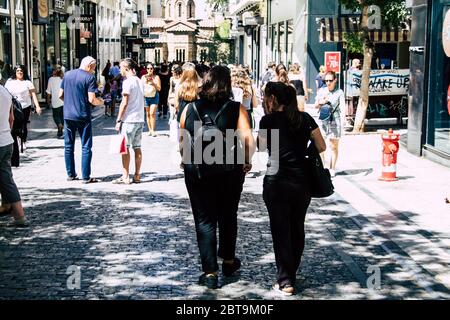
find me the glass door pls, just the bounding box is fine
[428,4,450,154]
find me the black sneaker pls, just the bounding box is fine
[198,273,218,289]
[67,176,78,181]
[222,258,241,276]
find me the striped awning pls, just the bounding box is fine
[318,17,410,43]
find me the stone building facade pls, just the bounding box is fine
[142,0,217,63]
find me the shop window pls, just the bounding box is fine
[0,15,12,79]
[147,0,151,16]
[15,17,25,65]
[271,24,278,62]
[428,5,450,155]
[0,0,8,11]
[279,22,286,64]
[287,19,294,67]
[60,20,69,69]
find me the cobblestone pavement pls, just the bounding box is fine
[1,107,450,300]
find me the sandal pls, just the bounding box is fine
[272,283,294,296]
[82,178,99,184]
[112,177,131,185]
[132,174,141,183]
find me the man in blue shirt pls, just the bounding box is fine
[59,56,104,183]
[109,62,120,79]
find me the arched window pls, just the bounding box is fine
[187,0,195,19]
[178,2,182,18]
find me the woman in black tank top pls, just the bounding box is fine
[179,66,255,289]
[258,81,325,296]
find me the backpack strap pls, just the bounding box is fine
[189,101,201,121]
[213,101,231,124]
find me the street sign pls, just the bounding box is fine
[140,28,150,38]
[325,51,341,74]
[139,28,159,39]
[141,43,155,49]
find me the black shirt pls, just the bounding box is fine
[259,111,318,179]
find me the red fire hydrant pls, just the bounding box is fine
[379,128,400,182]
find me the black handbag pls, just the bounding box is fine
[305,141,334,198]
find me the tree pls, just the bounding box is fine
[340,0,408,132]
[206,0,229,11]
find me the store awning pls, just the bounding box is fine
[229,0,260,16]
[318,17,410,43]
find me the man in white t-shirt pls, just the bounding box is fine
[113,58,145,184]
[0,85,27,227]
[46,69,65,137]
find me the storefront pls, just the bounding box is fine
[0,0,30,84]
[408,0,450,167]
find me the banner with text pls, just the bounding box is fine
[346,69,410,97]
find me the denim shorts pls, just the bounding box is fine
[121,123,144,149]
[144,92,159,107]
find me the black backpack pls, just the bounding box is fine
[3,86,25,139]
[188,101,236,179]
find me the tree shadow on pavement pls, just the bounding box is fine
[1,186,449,300]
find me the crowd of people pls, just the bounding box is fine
[0,55,350,296]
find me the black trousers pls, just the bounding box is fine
[22,106,31,142]
[263,176,311,286]
[184,165,245,273]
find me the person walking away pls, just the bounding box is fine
[46,68,65,138]
[113,58,145,184]
[59,56,104,183]
[102,80,113,117]
[158,64,171,119]
[258,81,326,295]
[5,64,42,151]
[176,62,201,123]
[109,61,120,79]
[179,65,256,289]
[231,66,257,129]
[314,71,345,177]
[168,64,182,112]
[101,60,111,84]
[0,84,28,227]
[289,63,309,112]
[141,63,161,136]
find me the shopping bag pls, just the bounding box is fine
[169,112,179,143]
[109,134,128,154]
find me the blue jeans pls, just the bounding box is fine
[64,120,93,180]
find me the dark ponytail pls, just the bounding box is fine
[264,82,303,131]
[284,85,303,131]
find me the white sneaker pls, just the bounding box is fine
[329,169,336,178]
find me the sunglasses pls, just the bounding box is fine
[325,79,334,83]
[16,69,23,72]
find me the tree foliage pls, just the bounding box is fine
[206,0,229,11]
[340,0,408,27]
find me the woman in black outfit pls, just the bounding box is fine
[258,82,326,296]
[179,66,255,289]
